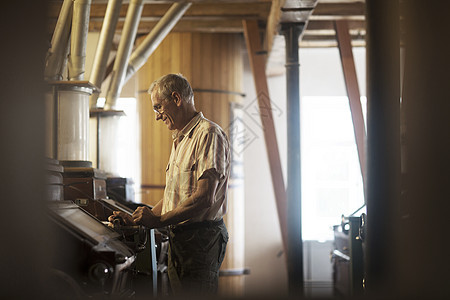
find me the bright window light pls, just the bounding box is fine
[301,96,366,241]
[95,97,141,201]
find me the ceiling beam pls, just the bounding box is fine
[48,19,246,34]
[312,1,365,16]
[306,19,365,31]
[47,0,370,47]
[89,0,271,3]
[300,39,365,48]
[97,19,245,33]
[266,0,286,55]
[49,2,272,19]
[48,1,271,34]
[302,34,365,42]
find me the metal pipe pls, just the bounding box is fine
[53,87,59,158]
[282,22,305,297]
[68,0,92,81]
[123,2,192,84]
[96,114,100,168]
[44,0,73,80]
[58,39,71,80]
[104,0,144,110]
[89,0,123,108]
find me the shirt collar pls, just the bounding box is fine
[172,112,203,141]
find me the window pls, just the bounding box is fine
[301,96,366,241]
[90,97,141,201]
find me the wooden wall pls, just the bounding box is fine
[136,32,246,296]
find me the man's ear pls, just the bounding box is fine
[172,91,182,106]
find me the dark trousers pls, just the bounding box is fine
[167,220,228,295]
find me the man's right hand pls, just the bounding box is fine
[108,211,136,226]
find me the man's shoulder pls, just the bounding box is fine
[197,116,227,136]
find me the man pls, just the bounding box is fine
[110,73,230,295]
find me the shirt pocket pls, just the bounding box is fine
[174,160,197,196]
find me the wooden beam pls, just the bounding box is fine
[141,2,271,18]
[306,19,365,31]
[243,19,288,253]
[90,0,272,3]
[334,20,366,188]
[48,20,246,34]
[299,39,366,48]
[89,19,246,33]
[313,2,365,16]
[266,0,286,55]
[48,2,271,34]
[303,32,365,39]
[49,2,272,19]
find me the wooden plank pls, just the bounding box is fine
[334,20,366,186]
[140,19,245,33]
[243,19,288,253]
[266,0,286,55]
[89,0,272,3]
[46,2,272,19]
[313,2,365,16]
[306,19,365,31]
[48,1,271,34]
[141,2,271,18]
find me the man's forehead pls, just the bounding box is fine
[150,91,160,105]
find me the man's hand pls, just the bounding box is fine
[108,211,136,226]
[132,206,161,228]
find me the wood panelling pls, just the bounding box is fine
[137,32,245,295]
[136,32,193,205]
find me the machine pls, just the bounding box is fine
[45,158,166,297]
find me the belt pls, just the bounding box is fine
[169,219,224,233]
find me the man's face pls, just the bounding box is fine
[151,92,177,130]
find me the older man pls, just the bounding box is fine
[110,73,230,295]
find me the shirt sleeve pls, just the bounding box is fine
[196,128,230,181]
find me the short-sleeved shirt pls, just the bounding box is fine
[162,112,231,224]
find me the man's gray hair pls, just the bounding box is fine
[148,73,194,104]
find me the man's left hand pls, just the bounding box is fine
[132,206,161,228]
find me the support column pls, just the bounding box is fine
[243,20,288,254]
[281,22,304,297]
[335,20,366,190]
[365,0,400,296]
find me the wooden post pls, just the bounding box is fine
[243,20,288,254]
[335,20,367,190]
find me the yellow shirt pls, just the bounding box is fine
[162,112,231,223]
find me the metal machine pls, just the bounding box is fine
[47,200,136,297]
[331,213,366,297]
[45,158,166,298]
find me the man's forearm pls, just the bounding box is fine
[159,197,209,226]
[153,175,219,227]
[151,199,163,216]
